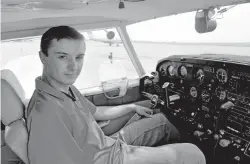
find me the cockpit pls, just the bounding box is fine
[1,0,250,164]
[141,54,250,163]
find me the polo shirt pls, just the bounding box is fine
[26,77,126,164]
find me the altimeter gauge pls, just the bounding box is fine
[216,68,228,83]
[179,65,188,77]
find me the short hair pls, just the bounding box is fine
[40,26,85,56]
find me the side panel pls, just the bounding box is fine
[83,85,142,106]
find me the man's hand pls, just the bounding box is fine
[134,105,153,118]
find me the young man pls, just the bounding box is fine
[26,26,206,164]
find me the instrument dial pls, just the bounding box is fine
[196,69,205,84]
[168,65,175,76]
[190,87,198,98]
[215,87,227,101]
[201,89,212,103]
[159,65,167,76]
[179,66,188,77]
[216,68,228,83]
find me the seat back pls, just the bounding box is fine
[1,69,29,164]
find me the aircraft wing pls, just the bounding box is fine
[87,31,122,45]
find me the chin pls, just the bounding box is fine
[61,74,78,84]
[60,77,77,85]
[65,79,76,85]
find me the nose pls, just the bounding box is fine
[67,58,77,72]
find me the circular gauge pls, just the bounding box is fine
[160,67,167,76]
[190,87,198,98]
[160,68,167,76]
[152,71,159,83]
[201,89,212,103]
[168,65,175,76]
[216,68,228,83]
[215,87,227,101]
[179,66,188,77]
[159,64,168,76]
[196,69,205,84]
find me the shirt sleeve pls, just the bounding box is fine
[70,85,97,115]
[27,103,86,164]
[83,97,97,115]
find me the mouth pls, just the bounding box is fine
[65,74,76,77]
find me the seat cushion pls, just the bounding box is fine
[1,80,25,126]
[1,69,28,164]
[1,143,24,164]
[1,69,25,126]
[5,119,29,164]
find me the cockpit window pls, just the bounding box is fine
[127,3,250,74]
[1,29,138,99]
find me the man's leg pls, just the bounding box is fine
[122,143,206,164]
[114,113,180,146]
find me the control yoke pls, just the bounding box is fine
[141,82,180,109]
[141,91,164,108]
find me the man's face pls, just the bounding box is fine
[42,38,85,86]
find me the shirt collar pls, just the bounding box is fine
[62,88,76,101]
[35,76,67,101]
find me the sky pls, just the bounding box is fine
[126,3,250,43]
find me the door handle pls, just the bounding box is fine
[105,88,120,98]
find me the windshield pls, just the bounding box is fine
[1,29,138,99]
[127,3,250,73]
[1,3,250,99]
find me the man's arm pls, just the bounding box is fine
[93,104,136,121]
[27,104,85,164]
[83,97,154,121]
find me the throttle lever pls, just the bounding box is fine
[151,94,165,106]
[162,82,172,109]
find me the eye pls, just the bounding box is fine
[59,56,67,59]
[76,55,84,60]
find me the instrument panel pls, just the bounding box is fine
[152,55,250,163]
[157,56,250,116]
[158,59,250,104]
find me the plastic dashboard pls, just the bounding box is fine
[141,54,250,164]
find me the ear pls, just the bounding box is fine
[39,51,47,64]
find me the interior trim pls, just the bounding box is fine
[2,20,127,40]
[79,78,139,96]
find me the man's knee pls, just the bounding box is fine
[192,144,206,164]
[152,113,171,126]
[154,113,180,141]
[182,143,206,164]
